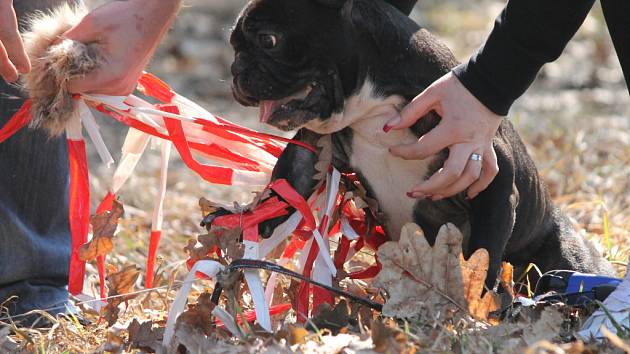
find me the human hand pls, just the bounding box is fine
[384,72,503,200]
[0,0,30,82]
[65,0,181,95]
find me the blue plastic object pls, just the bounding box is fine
[534,270,622,306]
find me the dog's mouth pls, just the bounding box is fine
[258,84,313,124]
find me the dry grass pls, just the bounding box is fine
[1,1,628,353]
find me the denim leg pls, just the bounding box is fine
[0,81,72,317]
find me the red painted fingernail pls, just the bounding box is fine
[383,124,392,133]
[407,192,427,199]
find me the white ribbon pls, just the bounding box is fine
[162,260,224,346]
[242,240,272,332]
[79,100,114,167]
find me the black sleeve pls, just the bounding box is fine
[452,0,596,116]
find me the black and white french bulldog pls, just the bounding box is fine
[219,0,615,287]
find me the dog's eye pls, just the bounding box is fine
[258,33,277,49]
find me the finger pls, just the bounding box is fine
[0,6,30,73]
[384,86,439,131]
[389,123,453,160]
[432,150,483,200]
[67,69,137,95]
[0,41,18,82]
[410,144,475,196]
[66,68,105,94]
[467,144,499,199]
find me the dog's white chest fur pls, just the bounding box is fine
[306,80,433,238]
[349,118,432,238]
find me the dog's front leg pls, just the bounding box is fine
[467,141,518,291]
[202,129,323,237]
[257,129,323,238]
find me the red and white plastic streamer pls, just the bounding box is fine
[0,72,388,338]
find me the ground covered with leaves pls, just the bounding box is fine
[1,0,629,353]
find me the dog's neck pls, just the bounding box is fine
[304,79,405,134]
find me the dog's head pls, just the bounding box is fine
[230,0,415,131]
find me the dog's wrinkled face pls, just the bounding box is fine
[230,0,358,131]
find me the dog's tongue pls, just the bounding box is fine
[259,100,276,123]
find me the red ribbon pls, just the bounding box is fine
[67,139,90,295]
[0,100,32,143]
[138,73,176,103]
[215,303,292,328]
[93,192,117,299]
[162,115,235,185]
[145,230,162,289]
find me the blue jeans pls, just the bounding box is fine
[0,0,75,318]
[0,81,72,317]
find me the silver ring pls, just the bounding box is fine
[470,153,482,162]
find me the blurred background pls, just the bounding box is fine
[83,0,629,284]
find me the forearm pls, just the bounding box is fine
[142,0,182,25]
[453,0,595,116]
[129,0,182,62]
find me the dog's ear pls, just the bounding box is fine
[347,0,457,97]
[315,0,416,14]
[314,0,348,8]
[384,0,417,15]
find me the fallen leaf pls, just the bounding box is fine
[350,180,384,222]
[185,227,243,264]
[522,307,564,347]
[217,227,244,261]
[287,324,309,345]
[461,251,500,322]
[371,319,408,353]
[310,301,350,335]
[99,330,125,353]
[79,200,124,261]
[501,262,515,298]
[101,264,141,326]
[373,223,500,321]
[313,135,332,181]
[177,292,216,336]
[199,197,223,217]
[127,318,164,352]
[463,306,565,354]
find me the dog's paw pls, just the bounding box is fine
[258,215,291,239]
[200,207,233,230]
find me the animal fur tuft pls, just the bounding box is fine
[21,4,102,136]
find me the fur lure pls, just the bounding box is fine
[21,4,102,136]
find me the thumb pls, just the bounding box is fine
[62,17,103,94]
[385,86,439,131]
[63,13,98,43]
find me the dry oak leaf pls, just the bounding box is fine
[286,324,309,345]
[374,223,500,321]
[79,199,124,261]
[127,318,164,352]
[177,292,216,337]
[371,319,412,354]
[102,264,141,326]
[310,301,350,335]
[199,197,224,217]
